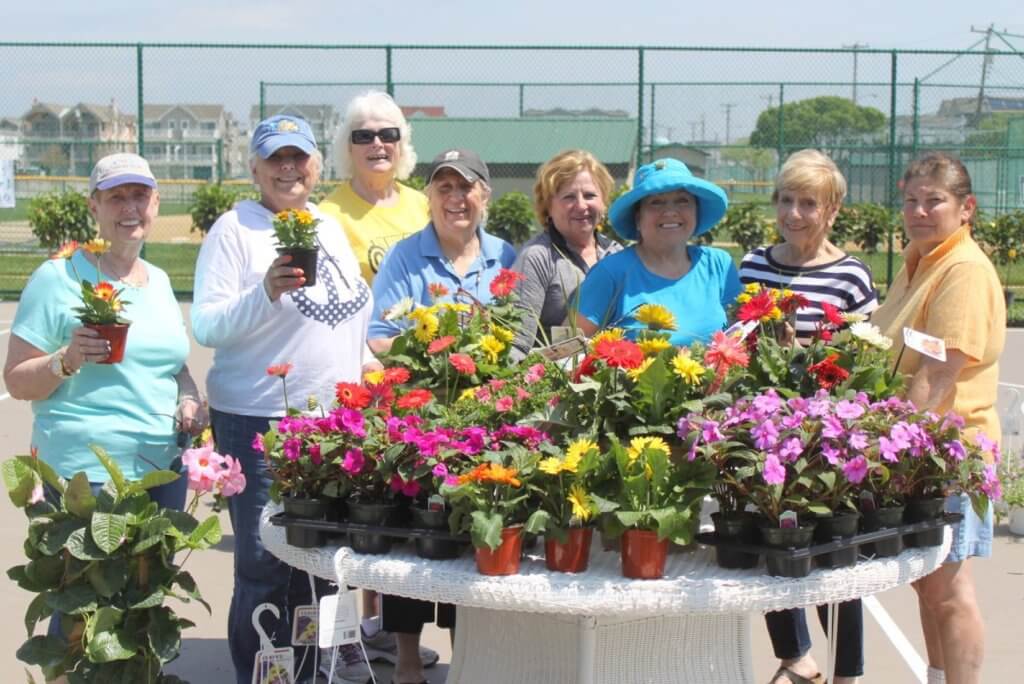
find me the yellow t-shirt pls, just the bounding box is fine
[319,181,429,283]
[872,224,1005,451]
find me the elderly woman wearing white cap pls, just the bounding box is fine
[576,158,740,345]
[5,152,204,492]
[192,115,377,684]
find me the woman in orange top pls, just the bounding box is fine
[873,152,1004,684]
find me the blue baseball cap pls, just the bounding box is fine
[250,115,317,159]
[609,158,728,241]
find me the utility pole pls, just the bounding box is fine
[971,24,995,119]
[701,114,707,141]
[761,93,774,109]
[843,42,869,104]
[722,103,737,145]
[688,120,700,141]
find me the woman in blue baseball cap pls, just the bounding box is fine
[576,158,740,345]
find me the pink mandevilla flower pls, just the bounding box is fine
[183,444,226,493]
[218,455,247,496]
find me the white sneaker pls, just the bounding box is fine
[319,644,372,684]
[361,628,440,668]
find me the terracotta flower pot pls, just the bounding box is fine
[620,529,669,579]
[475,526,523,576]
[277,246,318,287]
[544,527,593,573]
[85,322,130,364]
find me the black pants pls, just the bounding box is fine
[382,595,456,633]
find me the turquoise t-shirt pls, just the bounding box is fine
[577,245,742,346]
[12,251,189,481]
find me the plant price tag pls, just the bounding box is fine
[537,335,587,361]
[253,647,294,684]
[427,494,446,512]
[292,605,318,646]
[779,511,799,529]
[725,319,758,341]
[318,590,360,649]
[902,327,946,362]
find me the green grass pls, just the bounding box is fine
[0,202,192,223]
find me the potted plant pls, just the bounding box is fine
[4,441,244,683]
[272,208,320,287]
[997,453,1024,535]
[53,238,132,363]
[442,425,549,575]
[591,435,714,579]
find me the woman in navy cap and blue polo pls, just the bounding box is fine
[576,158,740,344]
[193,115,378,684]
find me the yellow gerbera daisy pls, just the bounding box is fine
[768,306,783,321]
[458,387,477,402]
[589,327,625,350]
[490,325,515,344]
[565,438,597,465]
[644,462,654,480]
[634,303,677,331]
[82,238,111,255]
[627,435,670,462]
[413,313,439,343]
[567,483,594,522]
[735,293,752,304]
[626,356,655,380]
[671,352,706,385]
[538,457,565,475]
[744,282,762,295]
[479,335,505,364]
[439,302,471,313]
[363,369,385,385]
[637,337,671,356]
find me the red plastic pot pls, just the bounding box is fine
[544,527,593,573]
[86,322,130,364]
[621,528,669,579]
[475,526,523,576]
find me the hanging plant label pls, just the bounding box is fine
[252,647,294,684]
[317,590,360,649]
[291,605,318,646]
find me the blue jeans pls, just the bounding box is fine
[211,408,331,684]
[45,471,188,639]
[765,600,864,677]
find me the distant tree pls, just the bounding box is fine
[749,96,886,149]
[965,113,1024,152]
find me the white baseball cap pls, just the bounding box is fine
[89,153,157,194]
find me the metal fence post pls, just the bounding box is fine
[137,43,146,261]
[385,46,394,96]
[649,83,656,163]
[636,47,645,168]
[518,83,525,117]
[217,137,224,182]
[886,50,899,287]
[259,81,266,121]
[777,83,785,169]
[912,77,920,157]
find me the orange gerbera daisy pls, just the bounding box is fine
[93,281,116,301]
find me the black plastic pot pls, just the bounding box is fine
[758,519,817,578]
[322,495,348,544]
[347,501,401,554]
[860,505,905,557]
[904,497,947,547]
[282,496,327,548]
[711,511,759,569]
[410,507,460,560]
[276,246,319,287]
[812,512,860,568]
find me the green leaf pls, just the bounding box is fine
[171,571,211,613]
[90,445,126,496]
[24,555,64,589]
[85,606,124,643]
[469,510,504,551]
[23,593,53,636]
[85,628,136,663]
[160,509,199,537]
[87,558,129,598]
[186,515,221,548]
[132,518,172,554]
[15,635,67,668]
[147,606,182,665]
[136,470,180,492]
[523,509,550,534]
[16,456,66,496]
[128,589,166,610]
[90,512,128,554]
[3,458,36,507]
[45,584,98,615]
[807,503,832,517]
[65,527,108,561]
[65,473,96,519]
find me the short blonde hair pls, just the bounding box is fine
[334,91,416,181]
[772,149,847,209]
[533,149,615,226]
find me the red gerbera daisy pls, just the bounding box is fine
[572,353,599,382]
[266,362,293,378]
[778,292,811,315]
[382,366,411,385]
[449,353,477,375]
[396,388,434,410]
[820,301,844,327]
[489,268,524,298]
[807,353,850,390]
[335,382,372,409]
[427,335,457,355]
[737,290,776,323]
[593,338,644,370]
[427,282,450,299]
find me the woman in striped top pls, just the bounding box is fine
[743,149,876,684]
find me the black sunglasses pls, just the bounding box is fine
[351,127,401,145]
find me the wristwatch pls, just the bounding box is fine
[49,349,77,378]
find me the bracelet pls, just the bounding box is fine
[178,395,202,405]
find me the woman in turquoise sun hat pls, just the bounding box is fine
[576,157,741,345]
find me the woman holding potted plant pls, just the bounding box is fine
[192,115,378,684]
[738,149,876,684]
[873,153,1005,684]
[4,152,205,497]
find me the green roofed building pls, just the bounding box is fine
[408,117,638,196]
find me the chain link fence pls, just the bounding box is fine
[2,42,1023,295]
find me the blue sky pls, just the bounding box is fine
[3,0,1023,49]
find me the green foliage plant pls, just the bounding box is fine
[831,203,897,254]
[188,184,240,235]
[486,191,535,246]
[720,203,772,254]
[975,208,1024,289]
[3,447,225,684]
[28,191,95,250]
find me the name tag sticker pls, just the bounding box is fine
[903,327,946,362]
[318,591,360,649]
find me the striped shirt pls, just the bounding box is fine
[738,245,879,344]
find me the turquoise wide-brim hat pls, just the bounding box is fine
[609,158,728,241]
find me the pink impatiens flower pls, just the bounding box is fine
[341,448,365,475]
[763,453,786,485]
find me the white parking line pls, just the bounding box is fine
[0,328,10,336]
[864,595,927,683]
[0,392,9,401]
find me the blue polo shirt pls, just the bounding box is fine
[577,245,742,346]
[369,223,517,339]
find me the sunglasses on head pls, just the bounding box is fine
[351,127,401,145]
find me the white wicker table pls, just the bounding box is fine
[261,504,950,684]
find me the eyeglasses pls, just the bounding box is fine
[351,127,401,145]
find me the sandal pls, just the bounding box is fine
[769,666,826,684]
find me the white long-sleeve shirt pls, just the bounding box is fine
[192,199,374,416]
